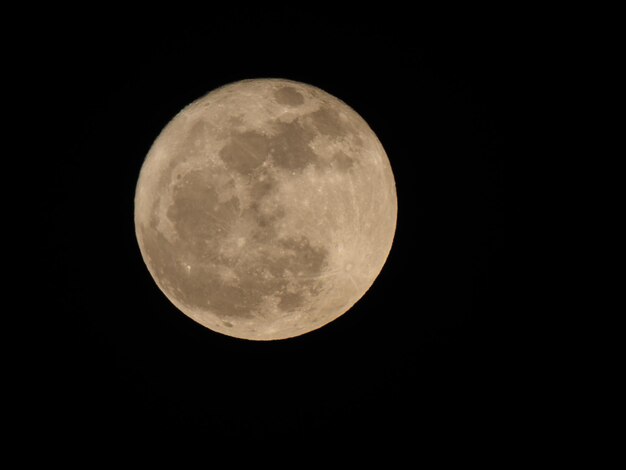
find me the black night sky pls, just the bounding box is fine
[41,7,526,450]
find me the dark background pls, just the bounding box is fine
[40,7,524,448]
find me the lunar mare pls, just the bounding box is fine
[135,79,397,340]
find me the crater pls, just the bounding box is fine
[274,86,305,106]
[219,130,271,175]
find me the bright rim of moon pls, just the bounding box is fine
[135,78,397,340]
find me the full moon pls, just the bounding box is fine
[135,79,397,340]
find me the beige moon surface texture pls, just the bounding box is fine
[134,79,397,340]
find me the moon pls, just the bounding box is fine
[134,79,397,340]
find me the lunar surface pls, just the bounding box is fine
[134,79,397,340]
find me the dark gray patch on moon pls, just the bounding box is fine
[247,173,284,238]
[309,106,347,138]
[332,150,355,170]
[220,130,270,175]
[278,237,328,276]
[249,174,276,200]
[166,169,240,250]
[278,291,305,311]
[255,236,328,312]
[219,107,356,177]
[312,149,357,173]
[201,269,277,319]
[274,86,305,106]
[249,203,285,232]
[269,120,318,171]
